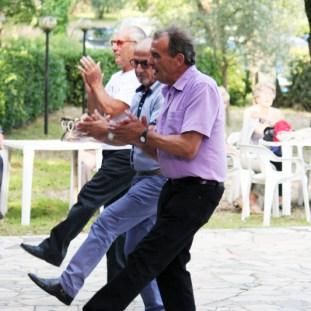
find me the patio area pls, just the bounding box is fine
[1,227,311,311]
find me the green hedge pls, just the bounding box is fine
[0,46,67,131]
[57,49,118,107]
[0,38,118,131]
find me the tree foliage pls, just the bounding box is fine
[0,0,74,33]
[39,0,73,33]
[147,0,306,98]
[0,0,36,23]
[136,0,149,12]
[305,0,311,59]
[90,0,125,19]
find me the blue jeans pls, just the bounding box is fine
[60,174,166,311]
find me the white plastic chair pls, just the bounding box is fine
[225,131,242,203]
[226,151,241,203]
[239,144,310,226]
[277,128,311,205]
[227,131,240,147]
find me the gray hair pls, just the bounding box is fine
[153,26,195,65]
[253,82,276,96]
[116,26,146,42]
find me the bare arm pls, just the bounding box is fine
[145,130,203,160]
[77,111,127,146]
[110,112,203,160]
[91,84,129,117]
[79,56,129,117]
[81,73,97,114]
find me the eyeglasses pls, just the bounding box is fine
[130,59,150,69]
[110,39,136,47]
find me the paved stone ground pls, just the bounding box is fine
[1,227,311,311]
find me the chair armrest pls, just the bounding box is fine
[259,139,282,147]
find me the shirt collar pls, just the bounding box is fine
[136,80,161,94]
[162,65,196,97]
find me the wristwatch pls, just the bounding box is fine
[139,128,148,144]
[107,132,114,141]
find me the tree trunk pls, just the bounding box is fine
[221,55,230,125]
[305,0,311,59]
[97,8,105,19]
[221,55,228,89]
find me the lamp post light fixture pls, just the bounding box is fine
[0,13,6,48]
[78,19,92,113]
[39,16,57,135]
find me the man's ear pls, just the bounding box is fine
[175,53,185,66]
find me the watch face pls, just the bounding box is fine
[107,132,114,141]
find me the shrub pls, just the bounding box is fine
[196,47,248,106]
[56,48,118,108]
[196,47,222,85]
[275,59,311,111]
[0,44,67,131]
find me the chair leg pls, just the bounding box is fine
[232,173,240,201]
[240,170,251,220]
[297,183,304,206]
[272,185,280,217]
[263,181,276,226]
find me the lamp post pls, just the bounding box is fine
[39,16,57,135]
[0,13,6,48]
[78,19,92,113]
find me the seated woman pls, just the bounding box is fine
[239,82,284,213]
[240,82,283,145]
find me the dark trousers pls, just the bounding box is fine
[83,179,224,311]
[39,149,135,280]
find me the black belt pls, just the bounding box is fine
[169,177,223,187]
[136,168,162,176]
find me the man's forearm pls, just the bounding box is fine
[87,93,97,114]
[145,130,202,160]
[92,85,128,117]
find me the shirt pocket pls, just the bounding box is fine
[165,110,184,134]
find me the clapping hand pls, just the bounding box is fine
[77,110,110,140]
[109,111,148,145]
[78,56,103,91]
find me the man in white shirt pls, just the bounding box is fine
[21,26,146,282]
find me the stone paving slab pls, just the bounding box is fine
[1,227,311,310]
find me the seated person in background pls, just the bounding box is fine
[239,82,283,213]
[239,82,283,145]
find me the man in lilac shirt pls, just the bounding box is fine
[83,26,226,311]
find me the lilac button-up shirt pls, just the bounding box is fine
[156,66,226,181]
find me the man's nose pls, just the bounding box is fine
[112,44,119,53]
[136,64,144,73]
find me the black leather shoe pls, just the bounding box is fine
[28,273,73,305]
[20,243,61,267]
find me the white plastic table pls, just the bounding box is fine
[0,139,130,225]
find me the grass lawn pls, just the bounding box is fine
[0,105,310,235]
